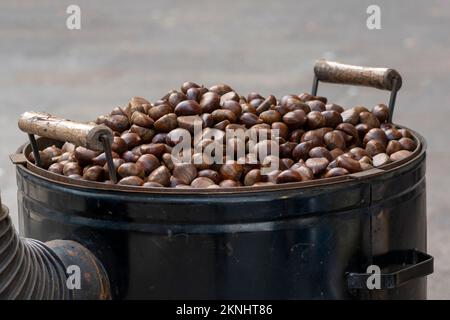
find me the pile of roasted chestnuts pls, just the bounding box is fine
[29,82,417,189]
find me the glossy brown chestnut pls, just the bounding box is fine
[118,176,144,186]
[386,140,402,155]
[136,154,160,175]
[372,153,390,167]
[172,163,198,185]
[398,137,417,151]
[199,92,221,113]
[324,167,349,178]
[191,177,216,188]
[390,150,413,161]
[140,143,166,158]
[147,165,171,187]
[305,157,329,175]
[276,169,303,183]
[336,155,362,173]
[148,104,172,120]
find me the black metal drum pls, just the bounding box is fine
[13,129,432,300]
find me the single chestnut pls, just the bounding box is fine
[63,162,82,176]
[390,150,413,161]
[121,132,142,149]
[212,109,237,123]
[131,111,154,128]
[384,128,402,140]
[199,92,221,113]
[292,141,314,161]
[191,177,216,188]
[219,161,244,181]
[306,100,326,112]
[136,154,160,175]
[172,163,198,185]
[363,128,388,148]
[359,111,380,128]
[147,166,171,187]
[341,108,360,125]
[105,115,130,132]
[365,139,386,157]
[305,157,329,175]
[372,153,390,167]
[324,167,349,178]
[309,147,332,161]
[143,181,165,188]
[222,100,242,116]
[140,143,167,158]
[174,100,201,116]
[259,110,281,124]
[325,103,344,113]
[282,110,306,129]
[349,147,367,160]
[336,155,362,173]
[398,137,417,151]
[197,169,221,184]
[181,81,201,94]
[118,162,145,179]
[48,163,64,175]
[324,131,346,150]
[168,92,187,108]
[122,151,139,163]
[306,111,326,129]
[372,104,389,123]
[74,147,100,167]
[276,169,303,183]
[83,165,105,181]
[93,151,120,166]
[209,84,233,96]
[386,140,402,155]
[240,112,263,128]
[148,104,172,120]
[321,110,343,128]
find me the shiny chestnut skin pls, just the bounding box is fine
[200,92,221,113]
[336,155,362,173]
[191,177,216,188]
[305,157,329,175]
[118,162,146,179]
[390,150,413,161]
[372,104,389,123]
[154,113,178,132]
[118,176,144,186]
[174,100,202,116]
[276,169,303,183]
[136,154,160,175]
[172,163,198,185]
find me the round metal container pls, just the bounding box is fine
[13,129,431,299]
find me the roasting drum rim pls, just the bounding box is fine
[14,125,425,195]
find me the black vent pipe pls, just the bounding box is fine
[0,195,110,300]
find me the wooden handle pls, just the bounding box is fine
[18,111,113,151]
[314,59,402,91]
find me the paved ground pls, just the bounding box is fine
[0,0,449,299]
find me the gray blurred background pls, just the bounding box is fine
[0,0,449,299]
